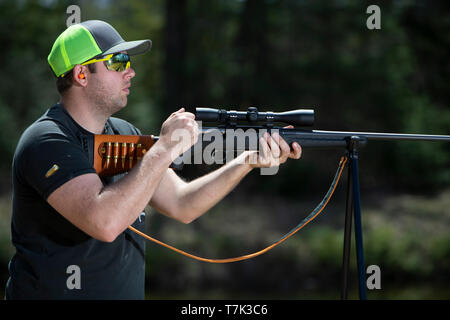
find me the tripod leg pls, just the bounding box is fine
[341,162,354,300]
[351,154,367,300]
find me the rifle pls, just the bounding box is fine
[93,107,449,299]
[93,107,449,176]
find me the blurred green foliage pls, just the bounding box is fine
[143,188,450,299]
[0,0,448,299]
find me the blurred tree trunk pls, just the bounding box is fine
[164,0,187,115]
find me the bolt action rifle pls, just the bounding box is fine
[93,107,450,176]
[92,107,450,300]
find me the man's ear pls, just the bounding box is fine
[73,65,87,86]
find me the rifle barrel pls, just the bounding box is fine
[197,127,450,150]
[310,130,450,142]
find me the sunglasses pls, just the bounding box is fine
[60,53,131,77]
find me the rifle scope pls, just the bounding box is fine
[196,107,314,127]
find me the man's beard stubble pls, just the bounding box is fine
[87,79,127,117]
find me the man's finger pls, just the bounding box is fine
[272,131,290,160]
[258,136,271,166]
[266,133,281,159]
[168,108,185,119]
[183,112,196,119]
[289,142,302,159]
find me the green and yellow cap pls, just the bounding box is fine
[48,20,152,77]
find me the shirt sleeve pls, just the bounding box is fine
[18,127,97,200]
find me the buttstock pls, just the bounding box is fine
[93,134,155,177]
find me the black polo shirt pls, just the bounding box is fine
[5,103,146,299]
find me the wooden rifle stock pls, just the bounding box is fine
[93,134,156,177]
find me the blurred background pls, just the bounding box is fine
[0,0,449,299]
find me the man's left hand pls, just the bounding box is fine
[247,125,302,169]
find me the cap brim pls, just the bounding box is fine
[102,39,152,56]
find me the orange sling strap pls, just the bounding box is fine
[93,134,348,263]
[128,156,348,263]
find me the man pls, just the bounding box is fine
[5,20,301,299]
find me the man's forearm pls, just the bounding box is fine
[173,152,254,222]
[96,141,174,237]
[47,140,174,242]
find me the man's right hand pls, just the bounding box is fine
[157,108,199,161]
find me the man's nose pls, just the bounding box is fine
[124,66,136,80]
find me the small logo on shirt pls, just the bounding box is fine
[45,164,59,178]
